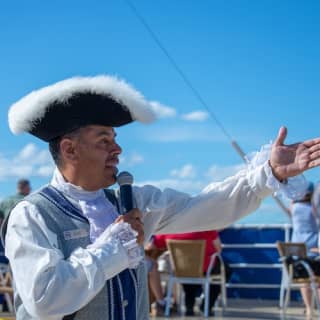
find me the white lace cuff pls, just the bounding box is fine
[89,222,143,269]
[246,143,308,200]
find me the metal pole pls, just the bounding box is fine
[231,140,290,217]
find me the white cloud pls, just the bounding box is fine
[9,165,33,177]
[120,151,144,167]
[0,143,54,180]
[15,144,52,165]
[205,163,246,181]
[16,143,37,160]
[239,199,290,224]
[137,162,247,195]
[150,101,177,118]
[181,110,209,121]
[36,165,55,177]
[170,164,196,179]
[146,125,225,142]
[136,178,205,194]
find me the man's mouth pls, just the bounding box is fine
[105,158,118,167]
[105,164,117,169]
[105,164,119,174]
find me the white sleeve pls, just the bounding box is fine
[136,161,274,239]
[5,201,129,319]
[312,184,320,217]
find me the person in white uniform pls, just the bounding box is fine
[3,75,320,320]
[312,181,320,245]
[289,182,318,316]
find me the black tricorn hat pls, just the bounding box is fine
[8,75,156,142]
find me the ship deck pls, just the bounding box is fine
[151,298,315,319]
[0,298,316,319]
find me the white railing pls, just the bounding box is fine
[222,223,292,291]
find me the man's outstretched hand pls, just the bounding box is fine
[269,126,320,181]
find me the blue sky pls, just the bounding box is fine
[0,0,320,224]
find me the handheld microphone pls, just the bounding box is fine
[117,171,134,213]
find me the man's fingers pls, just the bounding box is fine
[127,208,142,220]
[309,150,320,161]
[116,209,144,244]
[274,126,287,146]
[304,138,320,149]
[300,143,320,162]
[129,219,144,244]
[115,215,124,223]
[309,159,320,168]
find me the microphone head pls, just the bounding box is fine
[117,171,134,186]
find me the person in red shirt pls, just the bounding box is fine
[153,231,231,316]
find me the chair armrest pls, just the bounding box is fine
[288,259,318,281]
[158,251,174,274]
[206,252,225,278]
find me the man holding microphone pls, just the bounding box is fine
[3,75,320,320]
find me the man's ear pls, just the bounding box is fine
[60,138,78,162]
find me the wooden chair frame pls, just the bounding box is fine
[0,263,13,313]
[164,239,227,318]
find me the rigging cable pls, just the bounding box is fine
[124,0,289,216]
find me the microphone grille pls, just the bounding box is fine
[117,171,134,186]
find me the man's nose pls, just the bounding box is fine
[113,143,122,155]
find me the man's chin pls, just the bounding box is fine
[110,174,117,185]
[113,167,119,176]
[101,178,116,189]
[105,165,118,173]
[103,167,118,187]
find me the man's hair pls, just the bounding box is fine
[17,178,30,189]
[48,128,83,166]
[49,136,63,166]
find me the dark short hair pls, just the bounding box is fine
[17,178,30,188]
[48,128,83,166]
[49,136,63,166]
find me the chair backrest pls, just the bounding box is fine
[0,263,13,294]
[166,239,205,278]
[276,241,307,259]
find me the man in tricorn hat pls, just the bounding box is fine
[3,75,320,320]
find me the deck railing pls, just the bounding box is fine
[220,223,292,298]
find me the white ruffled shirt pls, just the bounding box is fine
[51,168,143,268]
[5,147,307,319]
[52,168,119,242]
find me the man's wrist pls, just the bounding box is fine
[268,160,288,184]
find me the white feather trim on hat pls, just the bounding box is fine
[8,75,156,135]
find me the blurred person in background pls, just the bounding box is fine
[312,181,320,242]
[289,182,318,317]
[144,254,167,316]
[0,179,31,218]
[153,231,231,316]
[0,209,4,227]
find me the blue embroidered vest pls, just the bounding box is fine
[5,185,150,320]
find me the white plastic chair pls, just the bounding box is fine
[164,239,227,317]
